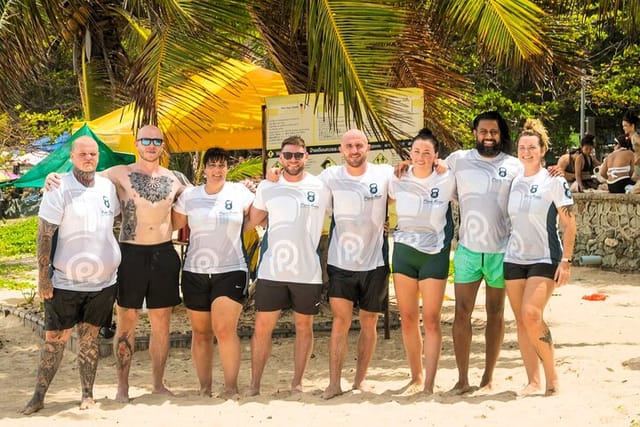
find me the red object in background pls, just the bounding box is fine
[582,293,608,301]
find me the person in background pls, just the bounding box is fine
[21,136,120,414]
[388,129,456,394]
[504,118,576,396]
[621,109,638,139]
[599,134,635,193]
[556,134,601,192]
[172,147,254,398]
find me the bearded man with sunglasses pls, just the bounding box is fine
[46,125,190,403]
[244,135,331,396]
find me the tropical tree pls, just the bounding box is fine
[3,0,628,153]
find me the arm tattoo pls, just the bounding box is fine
[37,219,58,286]
[120,200,137,241]
[560,205,574,217]
[129,172,173,203]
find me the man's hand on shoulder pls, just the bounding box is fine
[265,167,281,183]
[44,173,63,191]
[547,165,565,178]
[394,160,410,178]
[171,170,192,187]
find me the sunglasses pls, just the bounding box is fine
[137,138,163,146]
[281,152,305,160]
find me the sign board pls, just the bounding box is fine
[264,89,423,174]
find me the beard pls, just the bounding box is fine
[475,139,502,157]
[283,164,304,176]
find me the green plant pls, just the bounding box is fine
[0,217,38,257]
[0,261,36,290]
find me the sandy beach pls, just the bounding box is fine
[1,266,639,427]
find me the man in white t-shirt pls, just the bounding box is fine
[245,136,331,396]
[21,136,120,415]
[445,111,523,394]
[320,129,394,399]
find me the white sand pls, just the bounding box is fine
[1,266,639,426]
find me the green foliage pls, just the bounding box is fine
[0,217,38,257]
[0,262,35,290]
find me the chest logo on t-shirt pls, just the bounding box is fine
[498,167,508,178]
[225,200,233,210]
[430,188,440,199]
[530,185,538,194]
[364,182,383,201]
[103,195,111,208]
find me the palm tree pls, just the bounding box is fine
[2,0,628,152]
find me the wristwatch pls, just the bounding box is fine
[561,257,572,263]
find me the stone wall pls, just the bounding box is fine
[572,193,640,271]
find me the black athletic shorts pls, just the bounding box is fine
[44,284,116,331]
[181,270,247,311]
[504,262,558,281]
[326,264,389,313]
[116,241,181,309]
[254,279,322,315]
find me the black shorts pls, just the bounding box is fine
[116,241,181,309]
[503,262,557,281]
[44,284,116,331]
[254,279,322,315]
[326,265,389,313]
[181,270,247,311]
[607,177,633,194]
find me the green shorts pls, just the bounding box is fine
[392,243,450,281]
[453,245,505,289]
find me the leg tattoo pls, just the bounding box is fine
[21,341,66,414]
[77,324,99,400]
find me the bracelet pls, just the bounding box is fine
[561,257,572,263]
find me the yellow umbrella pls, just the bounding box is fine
[79,59,289,154]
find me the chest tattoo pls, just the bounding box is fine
[129,172,173,203]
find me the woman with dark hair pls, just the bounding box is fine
[621,109,638,137]
[389,129,456,394]
[172,147,254,397]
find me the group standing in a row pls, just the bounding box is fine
[21,110,576,414]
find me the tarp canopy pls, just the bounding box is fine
[82,59,289,154]
[5,124,135,188]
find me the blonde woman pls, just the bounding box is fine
[504,119,576,396]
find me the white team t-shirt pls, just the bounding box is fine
[319,163,393,271]
[174,183,254,274]
[389,167,456,254]
[504,169,574,264]
[38,174,121,291]
[253,173,331,284]
[446,149,523,253]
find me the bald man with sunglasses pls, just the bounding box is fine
[46,125,190,403]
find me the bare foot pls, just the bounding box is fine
[152,384,175,397]
[244,385,260,397]
[218,386,239,399]
[114,391,130,404]
[545,380,559,396]
[79,397,96,410]
[352,380,375,393]
[393,380,423,397]
[321,384,344,400]
[198,387,212,397]
[476,382,494,394]
[20,397,44,415]
[290,383,304,394]
[446,382,475,396]
[517,383,541,396]
[423,386,434,395]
